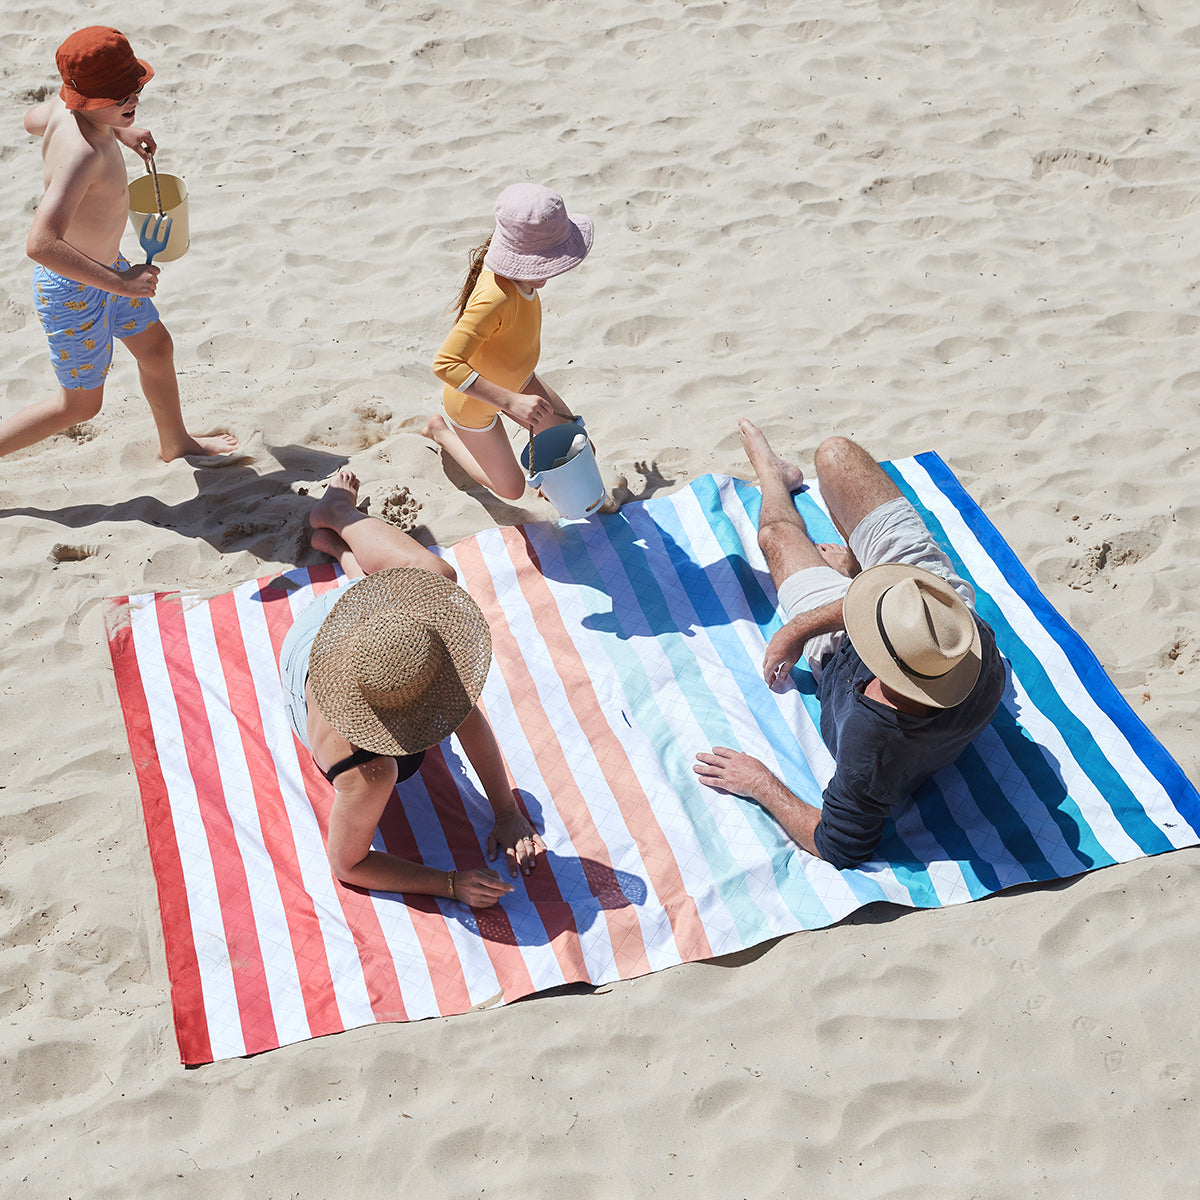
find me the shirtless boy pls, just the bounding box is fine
[0,27,237,462]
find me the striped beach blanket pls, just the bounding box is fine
[105,456,1200,1063]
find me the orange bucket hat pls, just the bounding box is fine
[56,27,154,112]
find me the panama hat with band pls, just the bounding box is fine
[483,183,594,282]
[842,564,982,709]
[307,568,492,756]
[56,27,154,113]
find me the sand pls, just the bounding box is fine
[2,0,1199,1195]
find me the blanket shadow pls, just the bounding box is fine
[459,852,650,947]
[527,509,778,641]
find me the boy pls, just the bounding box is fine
[0,27,237,462]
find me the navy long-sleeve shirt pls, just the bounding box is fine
[812,617,1007,869]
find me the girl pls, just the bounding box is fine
[423,183,593,501]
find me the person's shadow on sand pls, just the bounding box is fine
[2,440,412,568]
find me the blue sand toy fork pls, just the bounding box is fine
[139,213,172,264]
[136,152,173,264]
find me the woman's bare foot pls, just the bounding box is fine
[308,468,361,531]
[421,414,449,444]
[310,526,362,575]
[818,542,860,578]
[738,419,804,493]
[161,431,240,462]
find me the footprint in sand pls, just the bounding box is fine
[48,543,100,564]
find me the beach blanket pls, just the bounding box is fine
[105,456,1200,1064]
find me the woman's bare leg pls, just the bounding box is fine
[308,469,456,581]
[421,414,528,502]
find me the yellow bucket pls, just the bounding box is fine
[128,171,190,262]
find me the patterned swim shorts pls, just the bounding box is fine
[33,257,160,389]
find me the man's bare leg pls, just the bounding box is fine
[308,469,456,582]
[812,435,902,545]
[0,384,104,457]
[738,418,826,589]
[122,323,239,462]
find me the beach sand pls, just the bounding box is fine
[2,0,1199,1195]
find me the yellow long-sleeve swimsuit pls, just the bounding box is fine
[433,271,541,430]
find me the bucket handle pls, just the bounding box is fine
[525,415,588,489]
[145,152,165,217]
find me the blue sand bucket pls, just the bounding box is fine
[520,417,607,519]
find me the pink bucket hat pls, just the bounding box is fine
[483,184,593,282]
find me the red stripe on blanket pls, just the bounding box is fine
[153,593,278,1056]
[256,573,411,1025]
[105,598,212,1065]
[208,591,345,1042]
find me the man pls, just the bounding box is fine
[694,420,1006,869]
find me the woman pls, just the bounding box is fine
[280,469,545,907]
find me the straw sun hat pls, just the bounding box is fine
[483,183,593,282]
[842,564,982,709]
[307,568,492,756]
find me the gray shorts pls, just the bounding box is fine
[776,496,976,677]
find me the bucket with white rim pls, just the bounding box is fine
[520,417,607,519]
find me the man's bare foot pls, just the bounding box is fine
[309,468,361,531]
[738,419,804,493]
[161,431,240,462]
[818,542,860,578]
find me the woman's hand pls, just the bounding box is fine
[488,813,547,876]
[450,867,515,907]
[506,391,554,429]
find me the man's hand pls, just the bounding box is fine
[763,625,804,690]
[488,812,547,877]
[693,745,776,802]
[116,126,156,162]
[694,746,824,857]
[817,542,860,577]
[115,263,160,298]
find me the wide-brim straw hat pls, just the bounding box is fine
[842,564,982,709]
[483,183,593,282]
[308,568,492,756]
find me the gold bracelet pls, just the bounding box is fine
[447,870,457,901]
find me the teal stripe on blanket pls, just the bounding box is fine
[884,457,1177,863]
